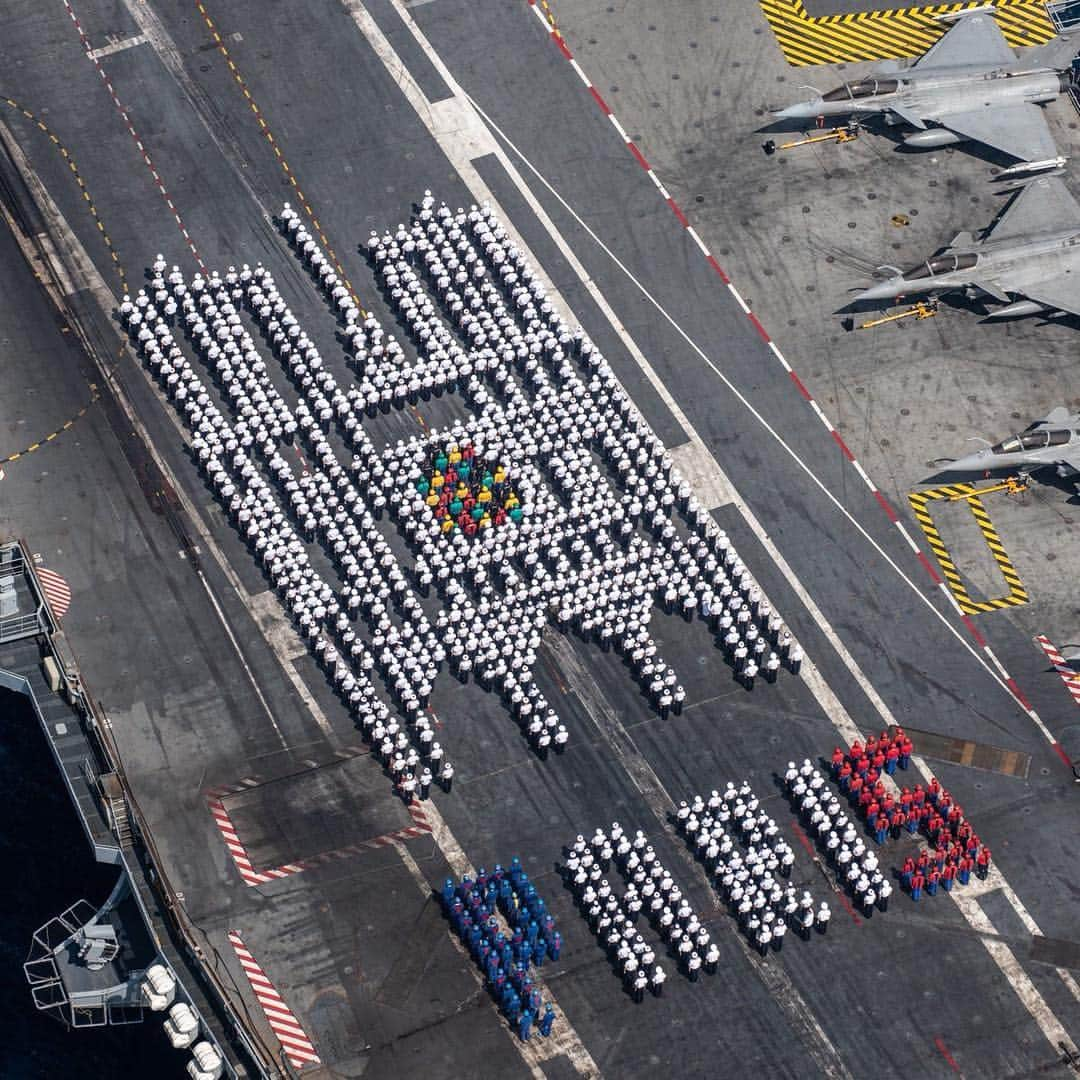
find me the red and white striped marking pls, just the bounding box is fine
[525,0,1063,765]
[35,568,72,619]
[208,793,434,886]
[208,796,279,886]
[1035,634,1080,709]
[227,930,321,1070]
[62,0,205,270]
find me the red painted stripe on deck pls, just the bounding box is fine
[831,431,854,461]
[790,822,816,859]
[588,86,612,114]
[704,254,730,283]
[836,891,863,926]
[960,615,986,648]
[874,491,898,522]
[916,552,941,584]
[789,371,812,401]
[1004,677,1032,711]
[627,141,651,171]
[747,312,770,343]
[934,1036,961,1073]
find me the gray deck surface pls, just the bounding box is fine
[1,1,1079,1077]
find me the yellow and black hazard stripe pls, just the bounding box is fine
[907,483,1028,614]
[2,388,100,464]
[3,98,127,289]
[534,0,562,39]
[195,0,364,315]
[759,0,1055,68]
[3,386,99,466]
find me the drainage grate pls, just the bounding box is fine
[903,727,1031,779]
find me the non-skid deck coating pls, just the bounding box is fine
[759,0,1055,66]
[1,0,1079,1077]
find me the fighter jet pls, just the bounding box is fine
[854,173,1080,319]
[773,10,1079,170]
[936,407,1080,486]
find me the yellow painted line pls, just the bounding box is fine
[759,0,1055,67]
[908,484,1028,614]
[195,0,366,316]
[3,389,99,466]
[3,97,127,290]
[536,0,562,39]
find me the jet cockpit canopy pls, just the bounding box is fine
[902,252,979,280]
[992,429,1073,453]
[822,78,899,102]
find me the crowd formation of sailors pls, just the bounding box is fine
[118,191,806,812]
[831,735,992,898]
[678,785,832,950]
[417,443,524,535]
[359,196,805,713]
[564,825,715,999]
[119,255,457,800]
[442,859,559,1040]
[784,760,893,915]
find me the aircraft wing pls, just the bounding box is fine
[935,102,1058,164]
[1054,452,1080,475]
[914,12,1015,71]
[1015,274,1080,318]
[984,174,1080,242]
[1012,31,1080,72]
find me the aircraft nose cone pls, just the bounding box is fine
[854,280,902,302]
[772,101,816,120]
[946,448,992,473]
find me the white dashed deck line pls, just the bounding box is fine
[87,33,148,60]
[668,441,736,509]
[950,894,1075,1053]
[197,572,289,746]
[348,0,1080,1059]
[345,3,857,1075]
[461,91,1023,706]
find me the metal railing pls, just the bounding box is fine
[0,549,27,577]
[0,538,282,1076]
[0,610,44,644]
[0,539,56,644]
[84,680,285,1076]
[1047,0,1080,32]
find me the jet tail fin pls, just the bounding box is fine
[1011,32,1080,72]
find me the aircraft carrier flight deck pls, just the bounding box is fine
[1,1,1079,1078]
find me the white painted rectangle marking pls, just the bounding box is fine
[669,441,735,510]
[87,34,147,60]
